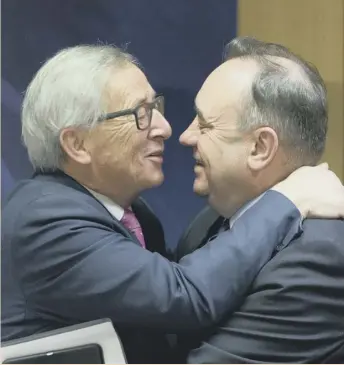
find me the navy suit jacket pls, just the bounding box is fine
[183,217,344,363]
[1,171,301,363]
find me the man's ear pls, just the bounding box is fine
[247,127,279,171]
[59,127,91,165]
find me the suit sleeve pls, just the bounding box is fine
[15,190,301,331]
[188,220,344,363]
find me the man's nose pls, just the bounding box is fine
[150,110,172,140]
[179,123,199,147]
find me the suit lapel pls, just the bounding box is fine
[132,198,167,256]
[34,171,167,252]
[34,171,143,246]
[201,216,228,247]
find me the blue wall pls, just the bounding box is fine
[1,0,237,249]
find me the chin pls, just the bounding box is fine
[193,179,209,197]
[145,171,165,188]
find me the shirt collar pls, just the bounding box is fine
[84,187,125,221]
[230,192,266,229]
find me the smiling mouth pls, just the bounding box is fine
[194,159,204,167]
[147,152,164,163]
[148,152,163,157]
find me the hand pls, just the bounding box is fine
[272,163,344,219]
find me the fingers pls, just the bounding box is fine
[317,162,329,169]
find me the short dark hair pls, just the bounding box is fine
[223,36,328,165]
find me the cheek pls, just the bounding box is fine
[92,125,140,167]
[198,135,215,161]
[213,147,249,188]
[98,138,125,166]
[125,134,151,173]
[198,134,223,172]
[203,141,232,182]
[88,134,115,166]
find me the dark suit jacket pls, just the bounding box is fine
[175,206,222,262]
[1,170,301,363]
[186,218,344,363]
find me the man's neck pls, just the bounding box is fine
[84,187,126,221]
[62,166,138,209]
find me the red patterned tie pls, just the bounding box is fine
[120,209,146,248]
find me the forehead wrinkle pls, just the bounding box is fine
[128,85,156,107]
[195,95,225,124]
[106,66,155,112]
[195,98,229,128]
[120,87,155,110]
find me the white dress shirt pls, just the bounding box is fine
[84,187,125,221]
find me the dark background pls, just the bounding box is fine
[1,0,237,249]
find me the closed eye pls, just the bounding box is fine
[197,117,213,132]
[194,104,214,131]
[198,123,207,134]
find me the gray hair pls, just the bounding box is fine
[22,44,137,171]
[223,36,328,165]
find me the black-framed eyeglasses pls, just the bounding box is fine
[98,94,165,130]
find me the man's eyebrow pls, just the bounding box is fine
[134,92,156,107]
[194,105,209,125]
[133,97,148,106]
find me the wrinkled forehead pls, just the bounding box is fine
[106,64,156,110]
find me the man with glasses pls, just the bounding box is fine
[2,44,344,364]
